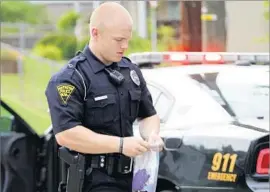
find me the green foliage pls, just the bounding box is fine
[126,25,174,55]
[0,106,13,132]
[33,45,63,61]
[77,37,90,51]
[258,1,269,43]
[157,25,177,46]
[1,55,68,134]
[263,1,269,20]
[57,11,80,32]
[2,97,50,135]
[126,33,151,55]
[147,17,152,40]
[0,1,49,24]
[0,116,12,132]
[35,33,77,59]
[146,16,175,52]
[1,26,20,34]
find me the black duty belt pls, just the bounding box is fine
[86,154,133,176]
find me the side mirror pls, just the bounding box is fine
[164,137,182,151]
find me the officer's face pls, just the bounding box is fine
[93,21,132,63]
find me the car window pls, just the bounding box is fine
[154,93,173,122]
[0,106,14,132]
[217,70,269,120]
[218,84,269,120]
[147,84,161,105]
[147,84,173,122]
[175,80,233,126]
[160,75,234,128]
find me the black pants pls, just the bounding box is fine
[83,168,133,192]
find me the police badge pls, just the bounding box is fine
[130,70,140,86]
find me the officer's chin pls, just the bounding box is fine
[113,56,122,62]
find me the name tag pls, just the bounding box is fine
[94,95,108,101]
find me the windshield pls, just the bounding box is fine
[216,68,269,120]
[164,75,234,126]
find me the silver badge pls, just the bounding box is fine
[130,70,140,86]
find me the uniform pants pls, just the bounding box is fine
[83,168,133,192]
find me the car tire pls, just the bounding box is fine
[159,190,176,192]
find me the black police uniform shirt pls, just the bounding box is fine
[45,45,157,138]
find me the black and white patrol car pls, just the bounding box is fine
[131,51,269,192]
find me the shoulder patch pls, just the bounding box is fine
[56,84,75,104]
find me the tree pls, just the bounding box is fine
[157,25,176,46]
[0,1,49,24]
[57,11,80,32]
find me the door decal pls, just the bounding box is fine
[207,152,238,182]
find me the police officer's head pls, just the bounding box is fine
[89,2,133,64]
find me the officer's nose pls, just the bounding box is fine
[121,41,129,50]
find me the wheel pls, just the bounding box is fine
[159,190,176,192]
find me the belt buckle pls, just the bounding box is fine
[123,157,133,174]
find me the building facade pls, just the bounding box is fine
[225,1,269,52]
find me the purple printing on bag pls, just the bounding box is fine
[132,168,150,191]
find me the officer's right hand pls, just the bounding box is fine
[122,137,150,157]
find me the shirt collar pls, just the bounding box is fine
[82,45,129,73]
[82,45,105,73]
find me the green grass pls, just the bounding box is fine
[0,104,12,116]
[1,55,65,135]
[0,105,13,132]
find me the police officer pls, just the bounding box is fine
[45,2,163,192]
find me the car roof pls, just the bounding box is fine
[141,64,269,87]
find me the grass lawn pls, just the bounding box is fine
[1,55,65,135]
[0,104,13,132]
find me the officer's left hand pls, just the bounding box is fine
[148,133,164,152]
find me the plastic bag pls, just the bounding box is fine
[132,136,160,192]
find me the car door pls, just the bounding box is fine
[154,74,260,192]
[147,82,175,123]
[0,100,60,192]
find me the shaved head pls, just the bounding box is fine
[88,2,133,64]
[89,2,133,35]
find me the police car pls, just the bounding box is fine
[1,52,269,192]
[131,51,269,192]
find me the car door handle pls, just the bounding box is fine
[164,137,182,151]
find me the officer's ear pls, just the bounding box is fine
[91,27,99,39]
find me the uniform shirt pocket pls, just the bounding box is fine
[86,93,117,126]
[128,89,141,121]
